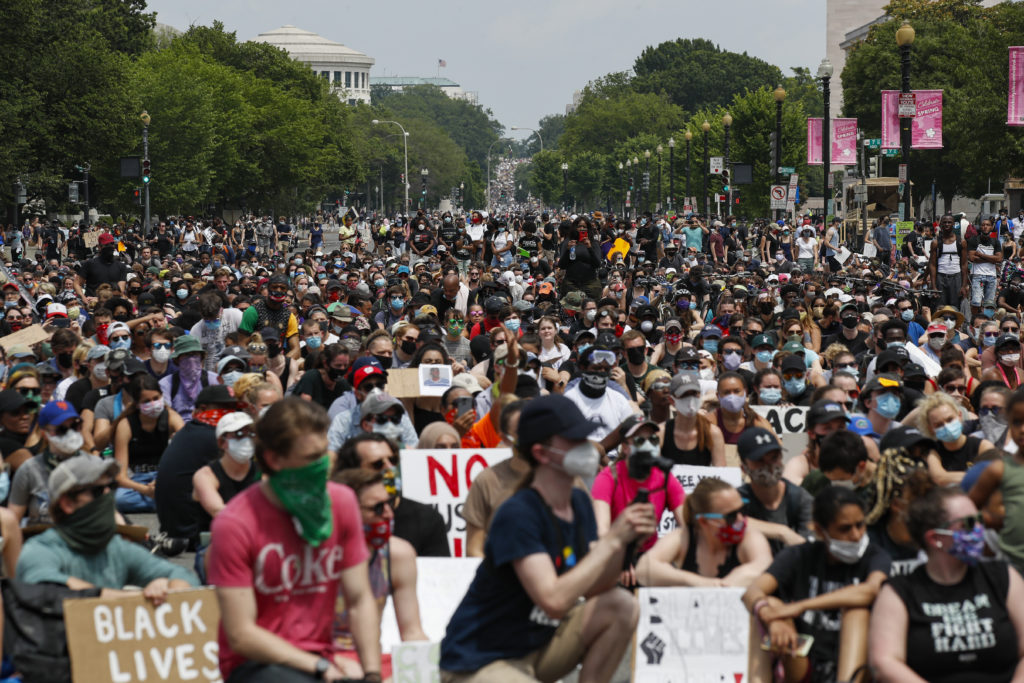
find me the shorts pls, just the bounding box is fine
[440,601,587,683]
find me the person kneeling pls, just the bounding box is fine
[440,395,656,682]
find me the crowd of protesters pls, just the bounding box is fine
[0,204,1023,682]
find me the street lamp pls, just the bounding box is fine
[459,182,464,210]
[643,150,651,214]
[372,119,410,214]
[510,126,544,152]
[701,121,710,217]
[773,86,787,220]
[668,138,675,212]
[618,162,625,215]
[896,22,915,221]
[818,58,834,217]
[722,113,733,209]
[420,168,429,209]
[656,144,663,212]
[561,162,569,210]
[685,131,692,212]
[140,110,151,234]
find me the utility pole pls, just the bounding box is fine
[141,111,151,235]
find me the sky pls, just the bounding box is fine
[146,0,827,142]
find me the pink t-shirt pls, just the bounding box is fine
[208,481,368,678]
[592,460,685,551]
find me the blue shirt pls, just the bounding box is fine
[873,225,893,250]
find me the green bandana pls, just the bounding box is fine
[267,455,333,547]
[55,491,117,555]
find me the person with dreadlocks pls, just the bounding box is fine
[864,426,937,578]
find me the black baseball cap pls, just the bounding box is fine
[807,399,851,428]
[879,424,934,452]
[195,385,238,408]
[517,395,600,456]
[0,390,31,414]
[737,427,781,462]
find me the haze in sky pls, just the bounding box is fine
[146,0,826,142]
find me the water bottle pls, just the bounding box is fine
[570,245,576,261]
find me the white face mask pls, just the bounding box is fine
[825,531,869,564]
[226,437,255,463]
[373,421,403,443]
[554,441,601,478]
[151,347,172,364]
[699,367,715,381]
[48,429,84,456]
[93,363,108,382]
[139,399,164,419]
[673,395,701,417]
[1002,353,1021,365]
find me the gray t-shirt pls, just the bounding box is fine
[10,453,56,524]
[94,393,122,423]
[442,336,473,365]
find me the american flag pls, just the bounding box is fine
[438,59,447,68]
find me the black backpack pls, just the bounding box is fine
[2,578,101,683]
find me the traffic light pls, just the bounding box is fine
[132,188,142,205]
[721,169,730,192]
[868,156,879,178]
[142,158,151,184]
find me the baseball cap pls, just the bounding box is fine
[451,373,484,394]
[215,412,254,439]
[171,335,203,358]
[359,392,404,419]
[676,346,700,364]
[863,373,903,395]
[807,399,850,428]
[737,427,781,462]
[751,334,774,349]
[782,341,805,355]
[927,321,948,335]
[701,325,723,338]
[641,369,672,394]
[995,334,1021,351]
[46,302,68,319]
[217,355,247,374]
[879,424,934,452]
[8,345,36,360]
[38,400,78,427]
[48,454,120,502]
[780,355,805,373]
[517,394,600,455]
[0,390,31,414]
[97,233,115,246]
[623,418,660,439]
[669,371,701,397]
[86,344,111,361]
[847,413,879,438]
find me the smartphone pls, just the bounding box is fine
[761,634,814,658]
[578,229,588,241]
[455,395,474,417]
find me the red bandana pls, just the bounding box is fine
[193,408,233,427]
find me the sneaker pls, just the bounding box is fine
[148,531,189,557]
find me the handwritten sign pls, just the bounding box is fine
[0,323,49,352]
[386,368,423,398]
[658,465,743,536]
[84,232,100,249]
[634,587,749,682]
[418,364,452,397]
[63,588,222,683]
[400,448,511,556]
[751,405,809,462]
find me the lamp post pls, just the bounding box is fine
[685,131,692,212]
[618,162,624,215]
[420,168,429,209]
[668,138,675,212]
[372,119,409,214]
[773,86,787,221]
[140,110,151,235]
[656,144,663,212]
[643,149,651,214]
[818,58,834,218]
[633,157,640,218]
[722,113,732,209]
[701,121,710,217]
[561,162,569,210]
[459,182,464,211]
[896,22,915,221]
[510,126,543,152]
[626,159,632,219]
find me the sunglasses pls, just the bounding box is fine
[223,427,254,440]
[17,387,40,398]
[983,332,1000,339]
[369,454,400,470]
[52,418,83,437]
[678,362,699,372]
[71,481,117,499]
[1003,326,1019,333]
[109,335,130,343]
[7,405,38,417]
[632,435,659,448]
[362,498,396,516]
[152,342,172,351]
[782,371,805,381]
[698,507,744,526]
[373,413,402,426]
[944,383,966,395]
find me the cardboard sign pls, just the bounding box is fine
[634,587,749,682]
[379,557,481,654]
[400,448,511,556]
[751,405,809,464]
[658,465,743,536]
[386,368,422,398]
[0,323,49,352]
[84,232,100,249]
[63,588,222,683]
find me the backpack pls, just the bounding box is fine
[1,578,101,683]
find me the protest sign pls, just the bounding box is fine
[386,368,422,397]
[634,587,749,682]
[1010,47,1024,125]
[658,465,743,536]
[84,232,100,249]
[0,323,49,352]
[418,364,452,396]
[400,448,511,556]
[751,405,809,462]
[64,587,221,683]
[380,557,481,654]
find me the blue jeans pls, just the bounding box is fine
[115,471,157,513]
[971,275,997,307]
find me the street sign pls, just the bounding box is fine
[882,149,899,157]
[770,185,787,209]
[863,138,881,149]
[777,166,795,175]
[898,163,907,183]
[854,185,868,200]
[709,156,724,174]
[898,92,917,118]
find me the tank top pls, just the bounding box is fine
[933,436,982,473]
[715,409,743,445]
[334,545,391,650]
[657,347,679,370]
[127,410,170,472]
[938,239,961,275]
[998,455,1024,572]
[678,525,741,578]
[661,423,712,466]
[209,458,257,503]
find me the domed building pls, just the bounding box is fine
[253,25,374,104]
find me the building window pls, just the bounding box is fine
[334,71,342,83]
[362,72,367,89]
[345,72,352,88]
[320,70,329,79]
[348,99,357,105]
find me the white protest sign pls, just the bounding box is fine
[63,588,222,683]
[380,557,481,654]
[863,241,878,258]
[400,448,511,556]
[835,245,853,264]
[658,465,743,537]
[751,405,809,463]
[634,587,749,682]
[418,364,452,397]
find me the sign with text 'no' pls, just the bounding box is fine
[64,588,222,683]
[401,448,512,557]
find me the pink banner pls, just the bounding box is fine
[912,89,942,149]
[807,118,822,165]
[831,118,857,165]
[1010,47,1024,125]
[881,90,899,149]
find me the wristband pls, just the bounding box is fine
[752,598,771,622]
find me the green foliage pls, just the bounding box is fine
[560,90,687,160]
[529,151,565,205]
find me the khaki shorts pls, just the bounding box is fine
[441,601,587,683]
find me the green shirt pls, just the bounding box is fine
[16,529,199,589]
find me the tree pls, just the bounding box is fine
[560,90,686,159]
[529,151,564,206]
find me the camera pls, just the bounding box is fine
[627,449,675,480]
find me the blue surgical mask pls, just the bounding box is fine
[984,334,997,347]
[505,318,521,333]
[110,337,131,351]
[222,370,243,387]
[759,387,782,405]
[213,261,221,268]
[578,344,592,358]
[374,278,386,288]
[984,308,996,319]
[756,350,774,364]
[783,377,806,396]
[935,419,963,443]
[390,297,405,310]
[163,280,170,289]
[875,393,901,419]
[901,309,914,322]
[305,336,322,350]
[704,340,719,354]
[887,341,904,349]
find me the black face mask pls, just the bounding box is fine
[400,339,417,355]
[760,302,774,314]
[266,342,282,358]
[841,316,859,329]
[626,347,646,365]
[373,354,393,370]
[57,351,73,368]
[100,247,115,262]
[327,367,346,381]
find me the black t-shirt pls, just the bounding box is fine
[429,288,458,320]
[155,421,219,542]
[438,222,458,246]
[518,234,540,257]
[64,377,96,413]
[902,230,924,257]
[888,561,1017,683]
[292,369,351,410]
[541,223,556,249]
[822,330,870,358]
[393,496,451,558]
[410,227,434,253]
[867,519,924,577]
[767,541,890,676]
[80,256,128,295]
[81,385,112,413]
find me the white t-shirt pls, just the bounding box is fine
[189,307,243,372]
[563,384,634,444]
[973,244,997,278]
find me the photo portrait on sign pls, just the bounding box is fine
[419,363,452,395]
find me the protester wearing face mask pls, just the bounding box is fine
[144,329,177,381]
[217,354,248,390]
[158,335,218,424]
[563,346,636,446]
[639,477,772,588]
[192,412,259,539]
[621,330,655,392]
[870,487,1024,682]
[968,384,1011,448]
[917,392,994,488]
[650,318,685,371]
[860,374,904,441]
[744,487,890,683]
[717,335,746,376]
[190,292,242,372]
[258,327,300,394]
[714,372,774,445]
[74,232,128,299]
[660,372,725,466]
[293,343,351,411]
[700,324,722,356]
[238,273,299,357]
[822,302,870,357]
[981,334,1024,390]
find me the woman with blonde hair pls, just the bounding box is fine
[917,391,993,487]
